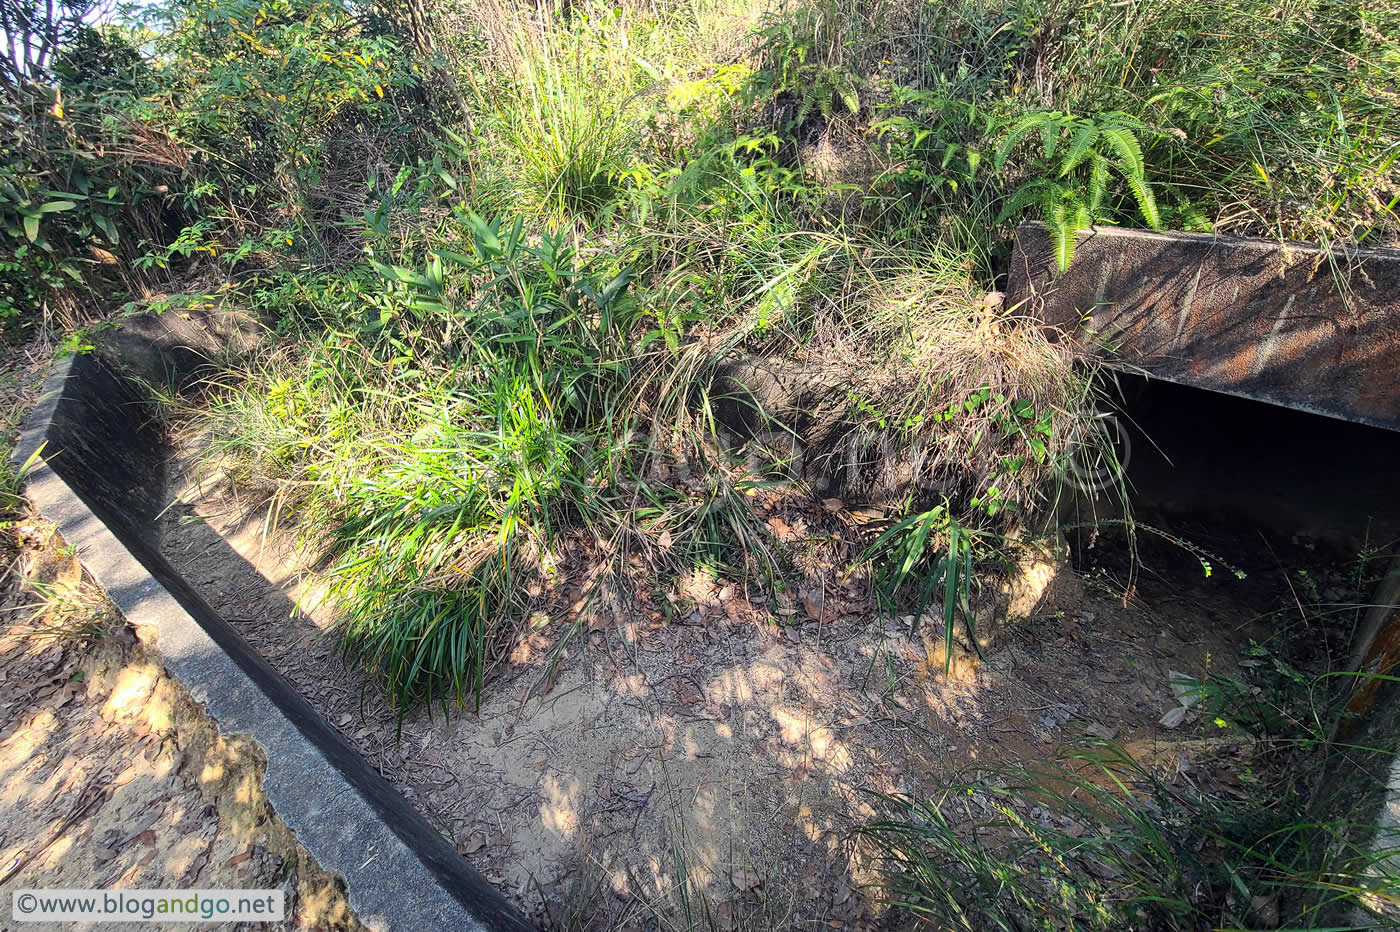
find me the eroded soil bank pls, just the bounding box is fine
[151,432,1315,929]
[0,519,360,931]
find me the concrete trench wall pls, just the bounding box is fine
[1007,222,1400,431]
[13,337,530,931]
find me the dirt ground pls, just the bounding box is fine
[158,445,1283,929]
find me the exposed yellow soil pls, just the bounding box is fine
[0,520,360,931]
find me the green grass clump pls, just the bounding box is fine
[466,0,643,222]
[862,742,1400,930]
[199,218,648,710]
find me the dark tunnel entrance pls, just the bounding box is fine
[1113,373,1400,550]
[1063,373,1400,666]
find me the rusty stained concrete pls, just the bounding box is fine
[1346,555,1400,731]
[1007,223,1400,431]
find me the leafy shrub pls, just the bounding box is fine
[142,0,420,258]
[0,16,172,333]
[865,0,1399,252]
[0,0,428,336]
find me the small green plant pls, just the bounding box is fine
[0,447,44,531]
[996,111,1164,271]
[872,90,991,203]
[862,503,980,670]
[753,8,862,129]
[0,464,22,517]
[7,577,114,643]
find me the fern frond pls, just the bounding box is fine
[1100,126,1144,179]
[995,113,1049,171]
[1043,186,1063,231]
[1054,226,1078,273]
[1060,120,1100,177]
[1040,114,1063,160]
[1045,194,1079,273]
[1087,152,1110,213]
[836,73,859,114]
[1071,201,1091,232]
[1179,200,1211,232]
[1102,111,1154,135]
[1123,170,1163,229]
[796,93,814,127]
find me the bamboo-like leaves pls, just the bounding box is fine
[862,503,980,672]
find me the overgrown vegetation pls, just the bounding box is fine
[862,734,1400,930]
[3,0,1398,923]
[867,0,1399,262]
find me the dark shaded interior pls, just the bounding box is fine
[1117,372,1400,550]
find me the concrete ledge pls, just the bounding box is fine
[13,352,529,932]
[1007,223,1400,431]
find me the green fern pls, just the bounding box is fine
[1122,168,1162,229]
[833,70,860,116]
[1099,126,1144,182]
[1087,153,1110,212]
[788,64,861,127]
[756,13,863,130]
[1039,115,1063,160]
[1060,121,1100,176]
[1049,204,1076,272]
[994,178,1056,226]
[997,110,1165,271]
[995,112,1057,171]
